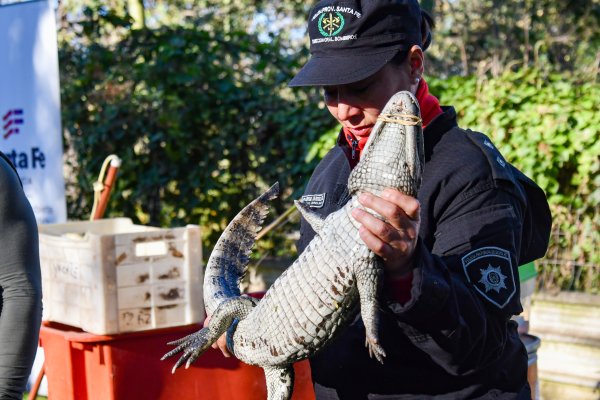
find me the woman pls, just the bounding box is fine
[0,152,43,399]
[288,0,551,398]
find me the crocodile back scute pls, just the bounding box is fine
[233,206,364,366]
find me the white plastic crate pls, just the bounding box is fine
[39,218,204,335]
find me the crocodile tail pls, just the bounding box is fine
[203,182,279,315]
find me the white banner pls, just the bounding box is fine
[0,0,66,224]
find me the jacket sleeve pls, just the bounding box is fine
[0,158,43,399]
[386,179,529,375]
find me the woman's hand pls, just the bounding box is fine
[350,188,420,278]
[203,315,232,358]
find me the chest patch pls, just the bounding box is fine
[300,193,327,209]
[461,246,516,309]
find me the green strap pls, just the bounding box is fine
[518,261,537,282]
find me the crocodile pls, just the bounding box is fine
[162,91,424,400]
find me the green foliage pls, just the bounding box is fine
[22,394,47,400]
[427,0,599,78]
[427,69,600,290]
[539,205,600,293]
[57,1,598,290]
[428,69,599,209]
[304,124,340,164]
[59,4,335,250]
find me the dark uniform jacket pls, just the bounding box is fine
[296,107,552,400]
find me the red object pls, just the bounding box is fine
[28,363,45,399]
[415,78,443,129]
[92,162,119,220]
[342,127,369,159]
[341,77,443,161]
[39,321,315,400]
[385,270,414,305]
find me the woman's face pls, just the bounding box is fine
[322,56,420,139]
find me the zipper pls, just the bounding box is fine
[347,134,359,160]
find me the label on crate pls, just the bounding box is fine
[119,308,152,331]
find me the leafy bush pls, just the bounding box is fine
[60,7,335,251]
[58,5,598,291]
[429,69,599,208]
[428,69,599,290]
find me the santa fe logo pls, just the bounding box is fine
[3,109,24,139]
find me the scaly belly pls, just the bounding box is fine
[232,212,364,367]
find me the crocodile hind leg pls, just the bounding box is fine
[355,254,386,363]
[264,365,295,400]
[161,296,256,372]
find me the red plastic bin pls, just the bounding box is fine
[39,321,315,400]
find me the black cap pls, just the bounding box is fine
[289,0,424,87]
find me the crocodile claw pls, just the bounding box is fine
[161,328,213,373]
[365,336,386,364]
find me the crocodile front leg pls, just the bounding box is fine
[355,253,386,363]
[161,296,256,371]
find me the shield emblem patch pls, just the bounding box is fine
[461,247,516,309]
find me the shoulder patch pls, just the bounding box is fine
[300,193,326,209]
[461,246,516,309]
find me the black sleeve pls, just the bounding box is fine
[0,156,43,399]
[386,182,526,375]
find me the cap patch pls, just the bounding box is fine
[461,246,516,309]
[311,6,361,44]
[318,12,345,37]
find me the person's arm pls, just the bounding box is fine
[354,183,527,374]
[0,158,43,399]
